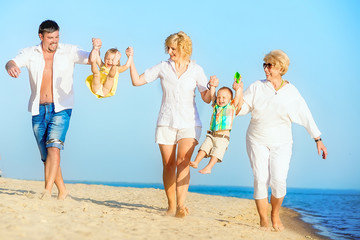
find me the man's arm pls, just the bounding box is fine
[5,60,21,78]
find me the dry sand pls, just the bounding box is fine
[0,178,328,240]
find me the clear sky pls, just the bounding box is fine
[0,0,359,190]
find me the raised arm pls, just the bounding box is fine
[5,60,21,78]
[232,77,244,111]
[201,75,219,104]
[117,47,133,73]
[128,47,147,86]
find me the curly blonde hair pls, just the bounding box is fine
[263,50,290,76]
[164,31,192,61]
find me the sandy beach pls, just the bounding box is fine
[0,178,327,240]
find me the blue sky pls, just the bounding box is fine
[0,0,359,190]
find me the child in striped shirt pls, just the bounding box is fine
[190,78,243,174]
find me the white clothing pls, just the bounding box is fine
[144,59,208,129]
[155,126,202,145]
[238,80,321,144]
[238,79,322,199]
[246,140,292,199]
[12,43,89,115]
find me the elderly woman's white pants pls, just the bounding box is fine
[246,140,292,199]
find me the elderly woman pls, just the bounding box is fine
[237,50,327,231]
[128,31,217,217]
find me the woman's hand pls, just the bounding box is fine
[126,46,133,57]
[316,139,328,159]
[209,75,219,88]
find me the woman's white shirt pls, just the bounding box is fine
[144,59,208,128]
[238,80,321,145]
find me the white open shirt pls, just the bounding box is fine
[144,59,208,129]
[12,43,89,115]
[238,80,321,145]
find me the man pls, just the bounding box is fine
[5,20,96,199]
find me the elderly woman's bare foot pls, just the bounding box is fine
[175,206,189,218]
[259,218,270,231]
[165,207,176,216]
[271,214,285,231]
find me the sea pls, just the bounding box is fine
[66,181,360,240]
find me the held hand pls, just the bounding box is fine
[209,75,219,88]
[126,46,133,57]
[316,141,328,160]
[92,38,102,50]
[233,77,243,91]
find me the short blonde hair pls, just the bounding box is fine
[164,31,192,61]
[263,50,290,76]
[105,48,120,66]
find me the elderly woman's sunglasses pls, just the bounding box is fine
[263,63,273,69]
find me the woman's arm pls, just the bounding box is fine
[201,75,219,104]
[127,47,147,86]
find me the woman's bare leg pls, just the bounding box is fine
[159,144,177,215]
[255,198,270,230]
[270,195,285,231]
[175,138,197,218]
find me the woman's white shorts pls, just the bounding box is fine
[155,126,202,145]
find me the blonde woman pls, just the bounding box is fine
[237,50,327,231]
[128,31,218,217]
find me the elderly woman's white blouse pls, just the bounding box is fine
[238,80,321,145]
[144,59,208,129]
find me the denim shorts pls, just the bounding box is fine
[32,103,72,162]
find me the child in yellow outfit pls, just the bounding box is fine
[86,38,132,98]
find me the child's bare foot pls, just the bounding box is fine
[189,161,198,168]
[112,51,121,66]
[199,168,211,174]
[175,206,189,218]
[90,48,100,63]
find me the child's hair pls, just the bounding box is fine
[105,48,120,66]
[218,86,233,99]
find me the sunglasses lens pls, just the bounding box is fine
[263,63,271,69]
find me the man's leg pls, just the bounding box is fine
[43,147,67,199]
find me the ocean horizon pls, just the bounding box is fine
[64,180,360,240]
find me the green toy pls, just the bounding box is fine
[234,72,241,83]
